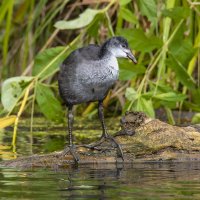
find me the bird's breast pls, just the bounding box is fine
[97,57,119,84]
[107,56,119,71]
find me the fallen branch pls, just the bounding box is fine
[1,112,200,168]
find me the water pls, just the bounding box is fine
[1,117,200,199]
[1,163,200,199]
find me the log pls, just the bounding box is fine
[1,111,200,168]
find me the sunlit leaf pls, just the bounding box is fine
[160,101,176,109]
[166,55,196,89]
[125,88,138,101]
[140,91,154,99]
[138,0,157,24]
[119,69,137,80]
[36,83,64,122]
[1,76,33,112]
[87,14,104,38]
[191,89,200,105]
[167,39,196,89]
[118,28,162,52]
[149,81,174,93]
[135,97,155,118]
[119,60,146,80]
[169,39,195,66]
[162,7,190,21]
[191,113,200,124]
[0,115,16,128]
[54,8,101,30]
[153,92,187,102]
[119,0,132,6]
[119,7,137,24]
[32,47,68,79]
[184,102,200,112]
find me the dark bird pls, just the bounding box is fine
[58,36,137,163]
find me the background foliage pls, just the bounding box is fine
[0,0,200,135]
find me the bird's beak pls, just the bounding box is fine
[126,49,137,64]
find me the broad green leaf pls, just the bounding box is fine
[149,81,174,93]
[184,102,200,112]
[119,60,144,71]
[119,60,146,80]
[36,83,64,122]
[1,76,33,112]
[166,55,196,89]
[140,92,154,99]
[169,39,195,67]
[119,0,132,6]
[32,47,68,79]
[167,39,196,90]
[191,89,200,105]
[54,8,101,30]
[167,21,185,44]
[149,83,180,109]
[153,92,187,102]
[160,101,176,109]
[119,69,137,80]
[138,0,157,24]
[135,97,155,118]
[118,28,162,52]
[191,113,200,124]
[119,7,137,24]
[125,88,138,101]
[162,7,190,21]
[87,14,104,38]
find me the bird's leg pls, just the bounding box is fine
[98,101,108,139]
[61,105,79,164]
[84,101,124,160]
[98,101,124,160]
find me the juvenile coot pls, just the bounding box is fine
[58,36,137,163]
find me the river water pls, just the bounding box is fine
[1,117,200,199]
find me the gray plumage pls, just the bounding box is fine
[58,36,137,163]
[58,37,136,106]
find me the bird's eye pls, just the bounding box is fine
[121,44,126,48]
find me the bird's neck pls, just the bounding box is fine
[98,41,119,71]
[99,41,112,59]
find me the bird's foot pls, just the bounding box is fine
[82,134,124,161]
[104,134,124,161]
[61,145,79,164]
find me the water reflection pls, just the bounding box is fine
[1,117,200,199]
[1,162,200,199]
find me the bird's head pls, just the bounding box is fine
[103,36,137,64]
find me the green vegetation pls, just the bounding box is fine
[0,0,200,146]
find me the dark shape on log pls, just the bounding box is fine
[1,112,200,169]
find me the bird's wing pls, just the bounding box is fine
[76,44,101,61]
[60,44,104,86]
[61,44,101,67]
